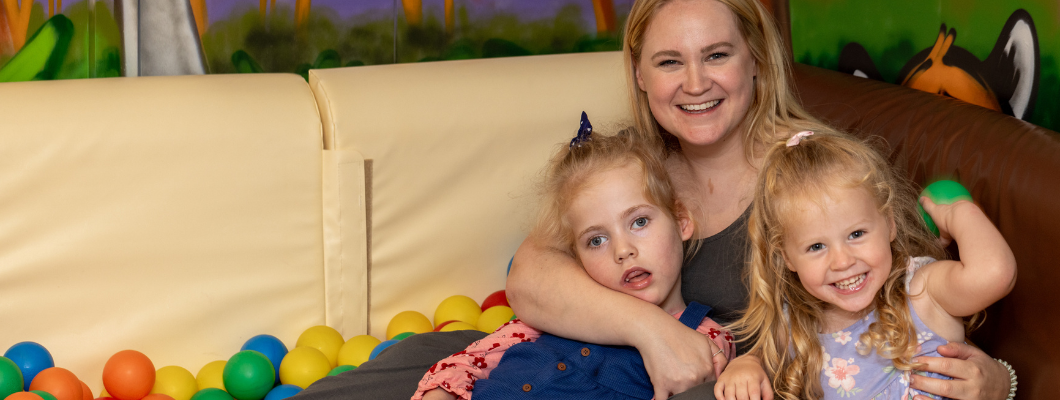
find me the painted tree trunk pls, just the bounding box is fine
[2,0,33,52]
[445,0,453,33]
[402,0,421,27]
[591,0,615,34]
[295,0,311,31]
[190,0,207,39]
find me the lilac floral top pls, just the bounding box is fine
[818,257,953,399]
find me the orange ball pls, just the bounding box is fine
[79,382,92,400]
[29,367,83,400]
[103,351,155,400]
[141,394,173,400]
[6,392,45,400]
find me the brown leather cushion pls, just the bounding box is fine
[793,63,1060,398]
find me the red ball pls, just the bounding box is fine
[102,351,155,400]
[28,368,82,400]
[433,321,458,332]
[6,392,45,400]
[480,290,509,311]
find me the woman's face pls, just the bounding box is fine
[635,0,758,149]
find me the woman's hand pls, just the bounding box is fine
[714,355,772,400]
[910,342,1010,400]
[420,388,457,400]
[635,315,721,400]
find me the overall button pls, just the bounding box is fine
[557,362,567,371]
[522,384,532,392]
[581,347,591,356]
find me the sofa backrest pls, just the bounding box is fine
[0,74,328,391]
[309,52,631,339]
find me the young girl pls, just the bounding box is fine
[715,131,1017,400]
[412,114,736,400]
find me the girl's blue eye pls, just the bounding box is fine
[849,230,865,239]
[632,217,648,229]
[589,236,607,247]
[808,243,824,252]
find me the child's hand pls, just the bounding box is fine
[714,355,773,400]
[918,197,978,247]
[420,388,457,400]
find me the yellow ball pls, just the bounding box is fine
[386,311,433,340]
[296,325,345,368]
[477,306,515,333]
[151,366,198,400]
[439,321,477,332]
[195,360,227,391]
[434,295,482,327]
[336,335,381,367]
[279,347,331,389]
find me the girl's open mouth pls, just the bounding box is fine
[622,267,653,289]
[832,272,867,293]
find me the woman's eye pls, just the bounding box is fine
[706,52,729,61]
[589,236,607,247]
[808,243,824,252]
[657,59,678,67]
[849,230,865,239]
[632,217,648,229]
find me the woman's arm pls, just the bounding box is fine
[506,234,722,399]
[910,342,1012,400]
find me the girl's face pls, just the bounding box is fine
[566,164,693,313]
[635,0,758,149]
[781,186,897,323]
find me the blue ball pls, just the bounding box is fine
[263,384,302,400]
[4,342,53,391]
[368,340,399,361]
[241,335,288,385]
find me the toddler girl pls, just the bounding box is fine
[716,131,1016,399]
[413,113,735,400]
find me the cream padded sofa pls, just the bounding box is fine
[0,52,630,394]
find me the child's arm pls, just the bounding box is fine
[410,320,543,400]
[689,316,736,376]
[714,354,773,400]
[917,198,1017,317]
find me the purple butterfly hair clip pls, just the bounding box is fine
[569,111,593,149]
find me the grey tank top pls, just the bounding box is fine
[681,206,751,327]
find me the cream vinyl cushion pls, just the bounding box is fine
[0,74,326,392]
[310,52,630,338]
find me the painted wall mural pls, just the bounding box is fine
[0,0,636,82]
[790,0,1058,131]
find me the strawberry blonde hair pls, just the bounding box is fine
[733,131,946,399]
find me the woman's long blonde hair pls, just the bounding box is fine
[623,0,826,157]
[734,132,946,400]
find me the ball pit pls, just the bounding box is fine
[141,394,174,400]
[79,381,92,400]
[222,351,274,400]
[294,327,344,369]
[335,336,379,368]
[385,311,433,340]
[480,290,509,311]
[438,321,477,332]
[6,392,43,400]
[102,350,155,400]
[0,356,24,400]
[30,391,55,400]
[434,295,482,327]
[261,385,300,400]
[277,347,329,390]
[28,367,82,400]
[367,340,398,361]
[5,342,54,391]
[239,336,286,385]
[151,366,197,400]
[194,361,225,392]
[189,388,233,400]
[325,366,354,377]
[477,306,515,333]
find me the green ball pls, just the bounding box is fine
[918,180,973,236]
[191,388,236,400]
[326,365,355,377]
[223,351,276,400]
[0,357,23,400]
[31,391,57,400]
[391,332,415,341]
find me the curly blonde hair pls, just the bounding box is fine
[733,131,947,400]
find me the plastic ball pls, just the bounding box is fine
[391,332,415,341]
[6,392,44,400]
[918,180,973,237]
[222,351,274,400]
[0,356,24,400]
[295,326,344,368]
[194,361,226,392]
[477,306,515,333]
[79,382,92,400]
[278,347,329,389]
[432,321,457,332]
[102,350,155,400]
[438,321,477,332]
[240,336,287,385]
[335,336,380,368]
[188,388,233,400]
[480,290,509,311]
[30,391,56,400]
[385,311,433,340]
[4,342,54,391]
[434,295,482,327]
[141,394,174,400]
[262,385,301,400]
[325,365,354,377]
[28,367,82,400]
[151,366,197,400]
[367,340,398,361]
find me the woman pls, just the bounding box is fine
[506,1,1011,400]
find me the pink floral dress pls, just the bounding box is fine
[818,257,952,399]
